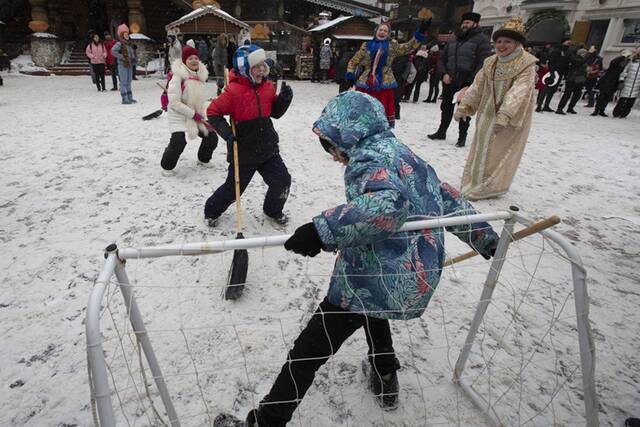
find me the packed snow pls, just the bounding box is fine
[0,73,638,426]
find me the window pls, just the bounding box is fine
[621,19,640,44]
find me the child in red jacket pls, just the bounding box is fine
[205,45,293,227]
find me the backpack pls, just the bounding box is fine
[160,71,186,111]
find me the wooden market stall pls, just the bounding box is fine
[165,5,250,38]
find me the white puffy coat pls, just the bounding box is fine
[167,60,210,139]
[619,60,640,99]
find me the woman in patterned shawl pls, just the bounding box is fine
[213,91,500,427]
[455,17,537,200]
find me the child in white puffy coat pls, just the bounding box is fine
[161,46,218,171]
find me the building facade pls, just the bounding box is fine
[473,0,640,64]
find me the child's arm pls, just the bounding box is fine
[206,88,235,140]
[438,180,499,257]
[271,82,292,119]
[111,43,123,61]
[313,164,410,251]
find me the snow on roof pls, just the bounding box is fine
[333,34,372,40]
[32,32,58,38]
[166,5,249,32]
[130,33,152,41]
[310,15,353,32]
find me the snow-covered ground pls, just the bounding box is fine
[0,74,638,426]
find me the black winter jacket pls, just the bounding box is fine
[438,27,492,86]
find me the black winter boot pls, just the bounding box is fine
[369,369,400,410]
[427,131,446,140]
[197,132,218,163]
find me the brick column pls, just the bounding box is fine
[28,0,50,33]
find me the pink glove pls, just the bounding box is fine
[193,112,204,122]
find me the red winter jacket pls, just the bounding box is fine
[104,40,117,66]
[207,69,291,164]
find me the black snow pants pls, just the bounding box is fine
[160,131,218,171]
[255,298,399,426]
[613,97,636,118]
[204,153,290,220]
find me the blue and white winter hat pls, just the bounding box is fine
[233,44,269,80]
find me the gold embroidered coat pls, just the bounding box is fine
[457,48,537,200]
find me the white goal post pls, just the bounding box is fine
[85,208,598,426]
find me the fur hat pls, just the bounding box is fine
[492,16,526,44]
[233,44,269,80]
[117,24,129,39]
[323,37,331,45]
[461,12,481,23]
[621,49,633,58]
[182,45,200,63]
[577,48,588,57]
[186,39,196,48]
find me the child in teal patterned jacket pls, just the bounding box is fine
[214,91,499,427]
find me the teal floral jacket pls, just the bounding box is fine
[312,91,499,320]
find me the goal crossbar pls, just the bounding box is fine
[85,209,598,427]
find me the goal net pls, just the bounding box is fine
[85,209,598,426]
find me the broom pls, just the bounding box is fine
[223,67,248,300]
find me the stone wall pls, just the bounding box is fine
[31,34,64,67]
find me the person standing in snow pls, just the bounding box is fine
[204,45,293,227]
[592,49,632,117]
[212,34,228,95]
[167,34,182,65]
[103,32,118,91]
[85,31,107,92]
[555,47,588,115]
[407,44,430,103]
[424,43,442,102]
[535,40,572,112]
[583,46,603,108]
[212,91,499,427]
[160,46,219,172]
[319,38,332,82]
[613,48,640,118]
[455,17,536,200]
[427,12,492,147]
[345,19,432,127]
[111,24,137,104]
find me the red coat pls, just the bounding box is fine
[104,40,117,66]
[207,70,291,164]
[536,64,549,91]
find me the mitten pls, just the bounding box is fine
[279,82,293,102]
[284,222,323,257]
[193,112,204,122]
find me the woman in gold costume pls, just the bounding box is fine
[454,17,537,200]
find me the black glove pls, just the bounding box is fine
[279,82,293,102]
[284,222,323,257]
[418,18,432,34]
[480,242,498,260]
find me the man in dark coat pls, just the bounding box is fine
[583,46,603,107]
[592,50,632,116]
[556,47,588,114]
[536,40,572,112]
[428,12,492,147]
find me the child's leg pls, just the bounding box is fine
[363,317,399,377]
[197,132,218,163]
[161,132,187,170]
[257,154,291,218]
[257,298,364,425]
[204,162,257,220]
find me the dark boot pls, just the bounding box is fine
[455,136,466,147]
[161,133,187,170]
[428,130,446,140]
[369,368,399,410]
[555,109,566,115]
[567,109,577,114]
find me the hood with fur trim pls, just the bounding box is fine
[168,59,210,139]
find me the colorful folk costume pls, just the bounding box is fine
[346,21,430,127]
[456,18,537,200]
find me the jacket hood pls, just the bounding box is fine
[312,91,390,155]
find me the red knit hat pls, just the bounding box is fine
[182,46,199,64]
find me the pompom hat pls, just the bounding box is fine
[233,44,269,81]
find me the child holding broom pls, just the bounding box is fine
[204,44,293,227]
[213,91,500,426]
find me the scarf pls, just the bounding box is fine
[365,38,389,88]
[120,38,131,68]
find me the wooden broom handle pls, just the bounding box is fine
[444,216,561,267]
[224,68,243,234]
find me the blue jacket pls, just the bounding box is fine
[111,42,135,68]
[312,91,499,320]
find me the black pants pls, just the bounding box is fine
[427,74,440,102]
[107,63,118,89]
[204,153,291,220]
[613,97,636,118]
[436,82,470,137]
[411,77,426,102]
[584,78,597,106]
[556,82,584,112]
[594,90,614,114]
[92,64,106,91]
[257,298,398,426]
[160,131,218,171]
[536,84,558,110]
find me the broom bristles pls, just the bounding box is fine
[224,233,248,300]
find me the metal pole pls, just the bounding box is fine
[113,254,181,427]
[86,246,119,427]
[512,213,598,426]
